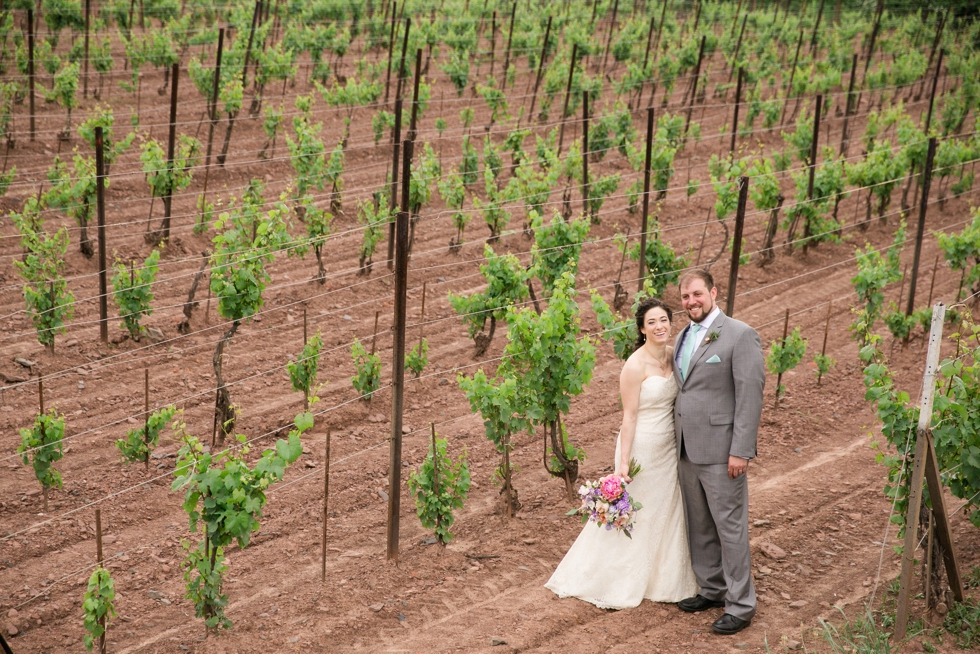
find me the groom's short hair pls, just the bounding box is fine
[679,269,715,291]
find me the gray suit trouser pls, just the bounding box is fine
[678,451,756,621]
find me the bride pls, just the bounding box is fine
[545,298,698,609]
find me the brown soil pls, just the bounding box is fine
[1,25,978,654]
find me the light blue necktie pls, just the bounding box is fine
[680,323,701,381]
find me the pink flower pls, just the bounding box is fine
[599,475,624,502]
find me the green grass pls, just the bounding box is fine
[944,599,980,649]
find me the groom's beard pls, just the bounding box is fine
[686,299,715,323]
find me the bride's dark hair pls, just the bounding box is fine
[634,298,673,352]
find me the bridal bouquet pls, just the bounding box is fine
[567,460,642,538]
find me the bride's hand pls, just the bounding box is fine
[614,464,632,484]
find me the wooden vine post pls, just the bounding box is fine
[726,15,747,83]
[638,107,654,292]
[601,0,619,74]
[801,94,822,256]
[526,16,553,124]
[556,43,578,156]
[27,8,35,141]
[774,309,789,409]
[430,423,440,538]
[894,303,964,640]
[160,63,180,241]
[817,301,831,385]
[321,429,331,582]
[905,137,936,317]
[370,310,381,357]
[682,35,706,139]
[393,18,412,103]
[926,254,939,308]
[725,176,749,317]
[386,139,413,562]
[142,368,151,469]
[94,127,109,344]
[200,28,225,228]
[417,281,427,355]
[729,68,743,157]
[581,91,589,218]
[488,11,496,78]
[502,2,516,89]
[839,53,858,157]
[387,98,403,270]
[383,2,398,106]
[923,49,944,133]
[809,0,825,53]
[241,0,261,89]
[83,0,91,98]
[95,508,106,654]
[779,29,804,126]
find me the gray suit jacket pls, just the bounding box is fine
[672,311,765,465]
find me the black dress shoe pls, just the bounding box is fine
[678,595,726,613]
[712,613,751,635]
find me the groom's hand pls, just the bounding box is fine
[728,455,748,479]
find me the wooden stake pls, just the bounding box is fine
[809,0,825,53]
[802,94,823,256]
[926,254,939,308]
[408,47,423,142]
[638,107,654,292]
[387,98,404,270]
[502,2,516,90]
[383,3,398,106]
[682,36,706,140]
[27,8,35,141]
[729,68,743,157]
[556,43,578,156]
[143,368,150,469]
[394,18,412,102]
[241,0,261,88]
[321,429,330,582]
[582,91,589,218]
[897,263,908,312]
[370,310,381,356]
[726,177,749,317]
[38,377,44,414]
[839,53,858,157]
[95,126,109,344]
[818,300,831,385]
[601,0,619,74]
[894,303,963,639]
[775,309,789,409]
[906,138,936,315]
[387,140,413,562]
[779,30,804,127]
[489,10,496,78]
[431,422,440,540]
[527,16,553,124]
[726,15,747,83]
[199,28,225,229]
[418,281,427,350]
[923,49,944,134]
[95,508,105,653]
[83,0,91,98]
[160,63,180,241]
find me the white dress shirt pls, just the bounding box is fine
[675,305,721,368]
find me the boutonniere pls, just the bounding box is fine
[701,331,720,348]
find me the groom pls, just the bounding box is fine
[672,270,765,635]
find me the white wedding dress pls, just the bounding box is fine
[545,373,699,609]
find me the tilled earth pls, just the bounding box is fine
[0,36,978,654]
